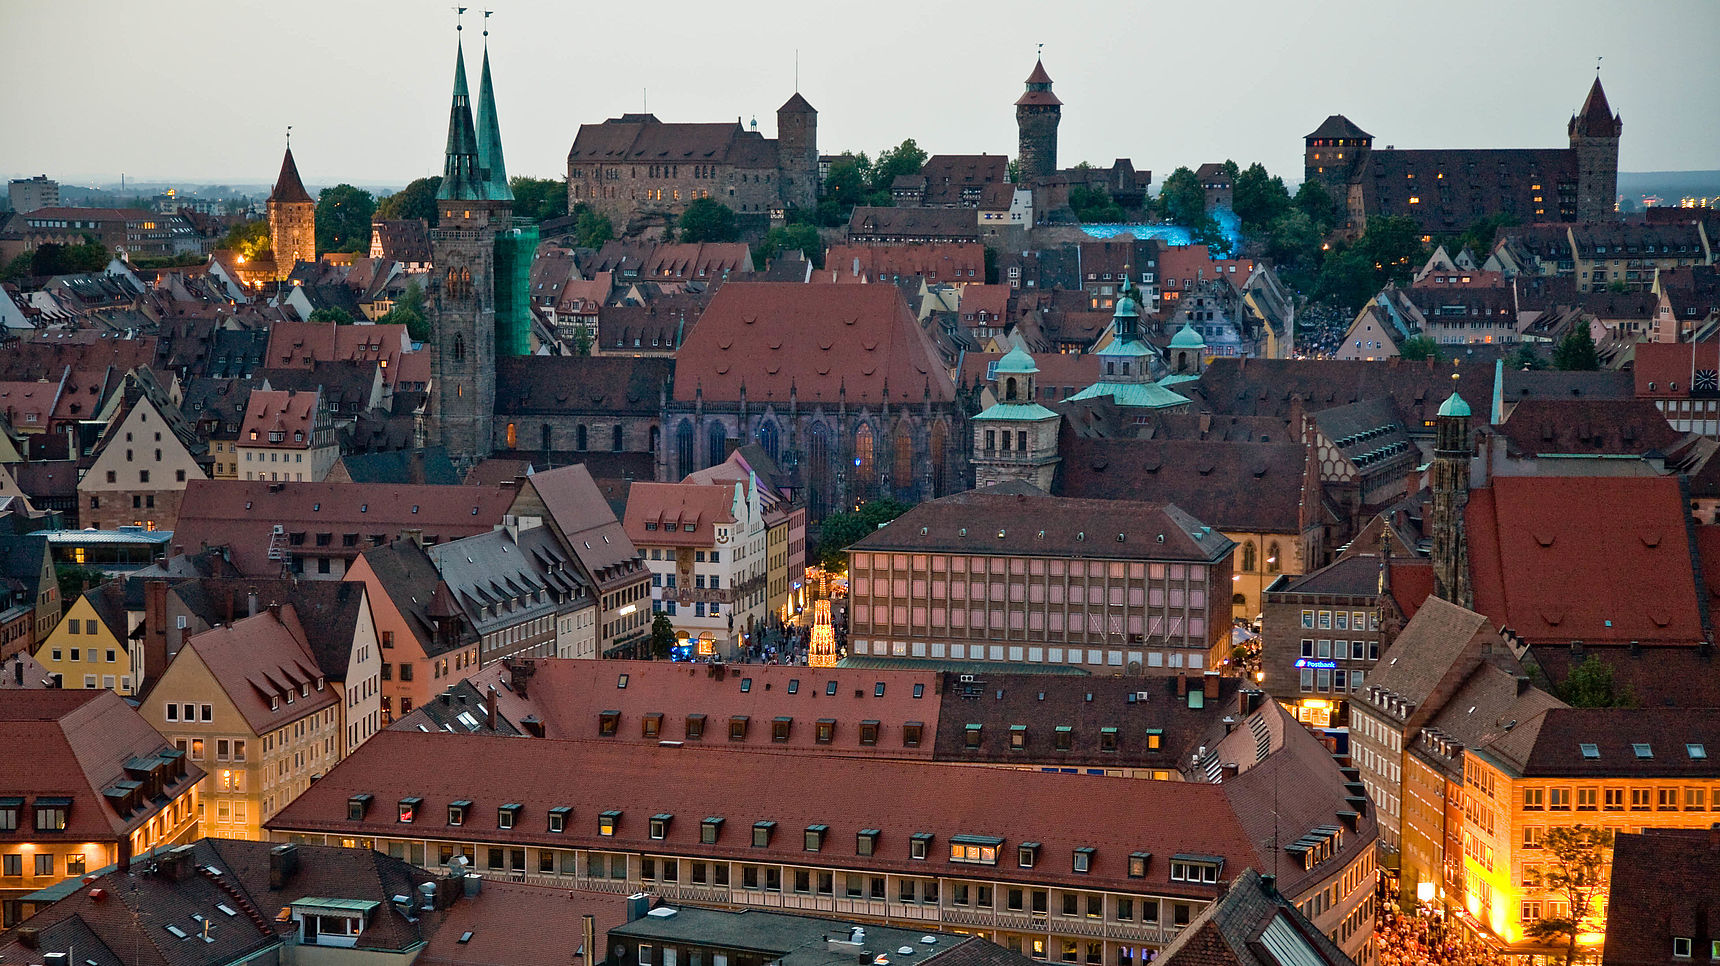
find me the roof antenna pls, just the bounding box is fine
[794,49,799,93]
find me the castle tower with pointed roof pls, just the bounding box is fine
[1015,58,1061,183]
[267,143,316,281]
[776,93,818,211]
[1569,76,1622,221]
[429,27,513,468]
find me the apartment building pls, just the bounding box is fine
[626,478,769,658]
[425,524,598,665]
[1,689,202,926]
[237,388,339,482]
[510,465,652,657]
[1261,553,1391,733]
[34,581,136,695]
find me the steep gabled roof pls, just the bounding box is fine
[1305,115,1371,141]
[269,147,313,205]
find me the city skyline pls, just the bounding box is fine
[3,0,1717,190]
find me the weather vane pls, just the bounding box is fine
[285,124,291,148]
[1596,55,1602,75]
[483,9,492,37]
[453,6,467,30]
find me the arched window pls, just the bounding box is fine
[853,424,876,502]
[757,420,780,462]
[1005,376,1019,401]
[612,425,624,452]
[576,425,588,451]
[541,424,552,452]
[807,422,832,517]
[704,421,725,468]
[675,420,695,479]
[930,422,947,496]
[505,423,517,448]
[1241,541,1258,572]
[1267,542,1282,574]
[894,422,914,498]
[451,333,465,363]
[1177,350,1190,372]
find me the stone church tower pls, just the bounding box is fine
[1428,389,1473,609]
[266,143,316,280]
[776,92,819,212]
[428,30,513,468]
[1015,58,1061,183]
[1568,76,1622,222]
[971,346,1061,491]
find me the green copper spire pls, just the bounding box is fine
[475,38,513,202]
[437,33,486,201]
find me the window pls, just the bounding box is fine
[1010,725,1028,751]
[1549,788,1570,811]
[856,829,879,856]
[1169,858,1221,884]
[815,718,835,744]
[859,720,880,746]
[549,806,571,832]
[599,810,621,836]
[903,722,924,747]
[448,801,470,826]
[772,717,792,742]
[964,723,982,749]
[498,804,521,829]
[642,713,662,739]
[397,798,420,823]
[949,835,1001,865]
[1073,847,1094,873]
[701,817,723,844]
[1128,852,1150,878]
[1634,743,1654,759]
[1100,727,1119,752]
[346,795,372,822]
[1522,788,1544,810]
[729,716,749,741]
[1674,938,1693,959]
[685,714,705,740]
[804,825,827,851]
[910,832,932,860]
[35,854,53,877]
[752,821,775,847]
[1689,743,1708,760]
[1019,843,1039,868]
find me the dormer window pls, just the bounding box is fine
[685,714,706,740]
[0,798,20,832]
[964,723,982,749]
[1054,725,1073,751]
[729,716,749,741]
[859,720,880,746]
[642,713,663,739]
[346,795,372,821]
[1018,843,1039,868]
[856,829,879,856]
[815,719,836,744]
[804,824,827,852]
[1169,855,1223,884]
[650,814,673,840]
[397,797,420,823]
[448,800,470,826]
[950,835,1001,866]
[1073,847,1095,873]
[549,806,571,832]
[772,717,793,742]
[910,832,932,860]
[599,810,622,836]
[1009,725,1027,750]
[903,722,924,747]
[752,821,775,848]
[1128,852,1151,878]
[701,817,724,844]
[599,711,620,736]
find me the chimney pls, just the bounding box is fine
[268,601,281,621]
[43,952,70,966]
[1516,675,1530,696]
[1710,822,1719,851]
[1176,675,1189,697]
[627,892,651,923]
[1221,762,1239,781]
[521,715,545,738]
[1202,671,1219,699]
[1259,873,1276,896]
[222,587,235,625]
[486,685,499,731]
[12,654,22,687]
[1287,394,1304,445]
[16,927,40,949]
[248,586,259,618]
[160,844,195,882]
[507,658,536,699]
[269,844,300,889]
[117,833,132,874]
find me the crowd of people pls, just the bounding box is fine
[1375,896,1511,966]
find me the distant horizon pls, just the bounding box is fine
[3,0,1716,192]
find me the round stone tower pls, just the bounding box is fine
[1015,58,1061,184]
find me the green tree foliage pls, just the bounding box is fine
[1554,654,1634,707]
[754,223,823,269]
[1069,185,1126,223]
[307,307,356,324]
[1448,213,1518,260]
[1524,826,1613,966]
[1292,179,1339,232]
[129,253,203,270]
[1552,324,1601,371]
[571,325,594,356]
[819,153,869,225]
[1508,343,1546,371]
[1314,215,1426,311]
[678,198,739,243]
[379,280,429,342]
[1231,162,1291,232]
[316,184,376,253]
[984,247,999,285]
[219,220,271,260]
[1397,336,1441,362]
[572,205,614,249]
[509,176,567,222]
[814,499,914,569]
[869,139,927,199]
[7,241,112,279]
[0,250,34,281]
[1261,209,1324,291]
[649,613,676,660]
[56,566,106,610]
[374,176,441,226]
[1157,166,1205,227]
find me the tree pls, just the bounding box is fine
[1555,654,1635,707]
[1158,166,1205,227]
[678,198,739,243]
[1293,179,1339,233]
[1525,825,1614,966]
[379,280,429,342]
[0,250,34,281]
[1397,336,1441,362]
[316,184,377,253]
[814,499,914,569]
[649,613,676,660]
[219,219,271,260]
[308,307,356,324]
[1508,342,1547,371]
[1069,185,1126,223]
[754,223,823,269]
[573,205,614,249]
[56,565,106,610]
[868,138,927,199]
[374,176,441,226]
[24,240,111,277]
[509,176,567,222]
[1552,324,1600,371]
[1315,215,1427,311]
[1231,162,1291,232]
[1450,213,1518,260]
[570,325,594,356]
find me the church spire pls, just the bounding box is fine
[437,28,485,201]
[474,14,513,201]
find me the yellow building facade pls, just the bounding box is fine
[33,586,136,695]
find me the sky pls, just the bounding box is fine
[3,0,1717,193]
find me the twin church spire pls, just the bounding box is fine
[438,18,512,202]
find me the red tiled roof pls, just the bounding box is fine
[1633,340,1720,398]
[0,689,204,841]
[418,879,630,966]
[1493,398,1687,456]
[671,283,955,406]
[173,480,517,576]
[180,605,338,735]
[1602,829,1720,966]
[1467,476,1706,646]
[267,729,1345,900]
[824,244,985,284]
[622,481,738,547]
[239,389,319,450]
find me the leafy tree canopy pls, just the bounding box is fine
[1397,336,1441,362]
[315,184,376,254]
[509,176,566,222]
[573,205,614,249]
[307,306,356,324]
[1231,162,1292,232]
[1069,185,1126,223]
[219,220,271,260]
[374,176,442,226]
[1314,215,1426,311]
[678,198,739,243]
[1552,324,1601,371]
[755,223,823,269]
[1157,166,1205,227]
[649,613,676,660]
[379,280,428,342]
[1555,654,1634,707]
[815,500,914,569]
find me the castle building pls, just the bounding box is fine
[565,94,819,230]
[428,28,520,468]
[970,346,1061,492]
[266,143,316,280]
[1014,58,1061,183]
[1304,77,1621,232]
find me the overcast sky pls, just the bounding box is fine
[3,0,1717,192]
